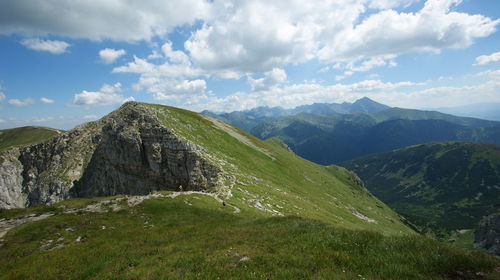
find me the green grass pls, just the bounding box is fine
[0,126,61,151]
[449,230,476,250]
[2,103,497,279]
[146,103,412,235]
[0,196,498,280]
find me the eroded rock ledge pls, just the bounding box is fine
[0,102,223,209]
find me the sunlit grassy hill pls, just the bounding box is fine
[0,126,61,151]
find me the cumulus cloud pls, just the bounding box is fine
[181,0,498,75]
[40,97,54,104]
[248,68,287,91]
[318,0,499,63]
[138,78,207,101]
[99,48,126,64]
[72,83,134,106]
[8,98,35,107]
[0,0,209,41]
[475,51,500,66]
[113,41,207,100]
[82,115,98,120]
[185,0,341,74]
[368,0,420,10]
[20,38,69,54]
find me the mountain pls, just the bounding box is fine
[0,101,408,233]
[202,97,390,132]
[251,112,500,164]
[350,96,390,114]
[372,107,500,127]
[205,99,500,165]
[0,126,62,152]
[434,103,500,122]
[340,142,500,234]
[1,102,497,279]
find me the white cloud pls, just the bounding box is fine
[186,70,500,113]
[72,83,134,106]
[475,51,500,66]
[0,119,5,124]
[335,71,354,81]
[191,79,424,112]
[181,0,498,75]
[0,92,5,102]
[82,115,98,120]
[0,0,209,41]
[248,68,287,91]
[40,97,54,104]
[139,78,207,101]
[8,98,35,107]
[20,38,69,54]
[32,117,54,123]
[476,69,500,79]
[368,0,420,10]
[114,42,208,100]
[99,48,126,64]
[318,0,499,63]
[185,0,345,74]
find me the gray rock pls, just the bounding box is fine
[0,102,223,209]
[474,213,500,256]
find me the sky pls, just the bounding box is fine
[0,0,499,129]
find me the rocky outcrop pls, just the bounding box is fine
[0,102,223,208]
[474,214,500,256]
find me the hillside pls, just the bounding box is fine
[0,102,409,234]
[1,103,498,279]
[0,126,61,151]
[340,142,500,233]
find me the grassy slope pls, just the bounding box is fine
[0,104,498,279]
[340,142,500,234]
[0,126,61,151]
[1,196,498,280]
[150,104,410,234]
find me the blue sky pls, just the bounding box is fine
[0,0,499,129]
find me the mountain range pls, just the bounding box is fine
[433,103,500,122]
[205,97,500,164]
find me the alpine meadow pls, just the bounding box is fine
[0,0,499,279]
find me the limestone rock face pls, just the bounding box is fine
[0,102,222,208]
[0,149,25,208]
[474,214,500,256]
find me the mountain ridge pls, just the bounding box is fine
[205,99,500,164]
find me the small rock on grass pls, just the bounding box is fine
[239,256,250,262]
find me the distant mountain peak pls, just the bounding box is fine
[350,97,390,113]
